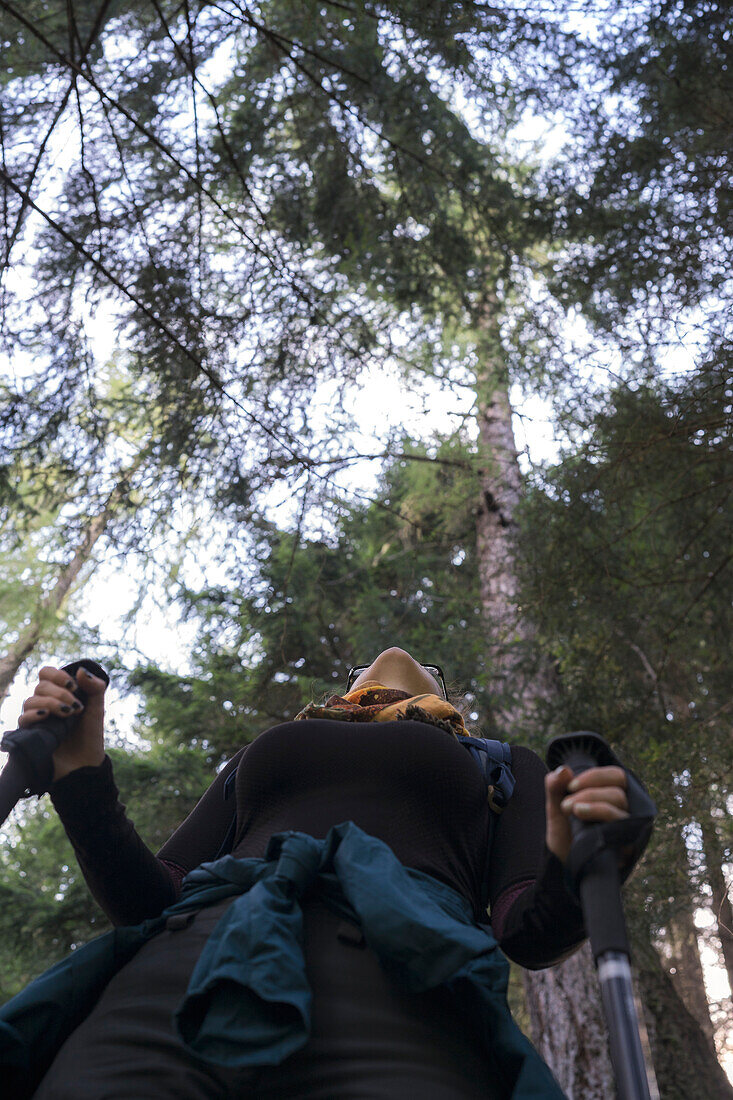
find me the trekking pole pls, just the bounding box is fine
[0,659,109,829]
[546,732,657,1100]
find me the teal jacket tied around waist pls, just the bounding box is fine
[0,821,566,1098]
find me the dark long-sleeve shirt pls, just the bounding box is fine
[49,719,587,969]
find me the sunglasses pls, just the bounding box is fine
[346,663,448,701]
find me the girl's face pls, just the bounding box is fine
[349,647,443,698]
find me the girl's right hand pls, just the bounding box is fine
[18,665,108,782]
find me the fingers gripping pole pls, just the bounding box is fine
[0,659,109,829]
[546,732,657,1100]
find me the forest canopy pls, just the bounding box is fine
[0,1,731,1095]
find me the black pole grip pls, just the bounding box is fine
[60,659,110,705]
[547,729,616,774]
[547,731,617,845]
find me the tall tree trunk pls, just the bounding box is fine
[661,827,717,1049]
[474,381,528,728]
[471,304,731,1095]
[700,811,733,993]
[665,910,717,1052]
[0,452,146,704]
[521,941,619,1098]
[0,508,111,702]
[472,320,617,1095]
[631,924,733,1100]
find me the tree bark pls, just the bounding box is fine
[658,826,717,1049]
[522,941,617,1098]
[474,377,556,733]
[700,811,733,993]
[665,908,717,1051]
[474,381,526,727]
[632,927,733,1100]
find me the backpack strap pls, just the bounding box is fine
[455,735,515,814]
[456,735,515,915]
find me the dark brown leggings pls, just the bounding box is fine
[34,899,501,1099]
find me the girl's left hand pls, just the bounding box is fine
[545,765,629,864]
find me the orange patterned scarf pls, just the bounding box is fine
[294,680,466,738]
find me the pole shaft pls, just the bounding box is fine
[598,952,653,1100]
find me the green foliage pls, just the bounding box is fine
[213,0,546,315]
[130,434,490,757]
[0,0,563,693]
[0,802,102,1001]
[0,740,211,1000]
[0,1,116,85]
[546,0,731,353]
[517,366,733,930]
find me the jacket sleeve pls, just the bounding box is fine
[49,749,243,927]
[487,746,587,969]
